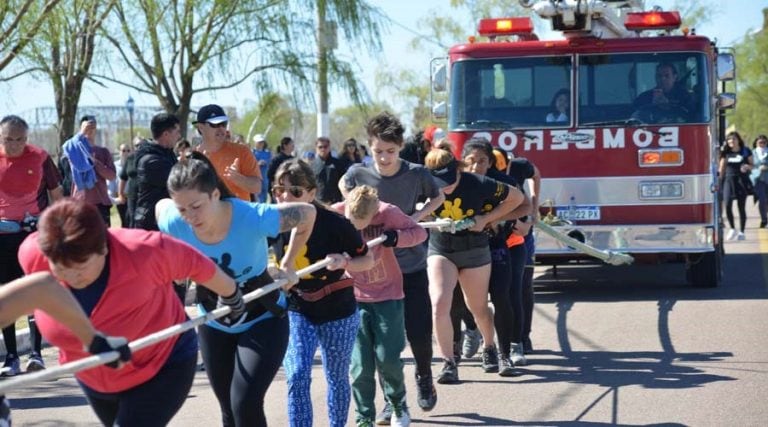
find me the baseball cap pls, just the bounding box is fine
[253,133,266,143]
[430,159,458,187]
[193,104,228,124]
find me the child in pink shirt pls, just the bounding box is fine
[333,185,427,427]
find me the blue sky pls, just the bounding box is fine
[1,0,764,127]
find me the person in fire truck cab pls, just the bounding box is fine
[545,89,569,124]
[633,62,693,122]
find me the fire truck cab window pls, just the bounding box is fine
[450,56,572,129]
[578,52,710,126]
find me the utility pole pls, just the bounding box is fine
[316,2,336,139]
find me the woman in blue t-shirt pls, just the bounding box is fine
[156,152,316,427]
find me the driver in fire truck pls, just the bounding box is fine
[632,62,693,121]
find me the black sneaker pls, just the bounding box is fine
[436,360,459,384]
[481,346,499,373]
[499,354,516,377]
[375,401,392,425]
[415,374,437,411]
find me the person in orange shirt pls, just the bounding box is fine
[193,104,262,201]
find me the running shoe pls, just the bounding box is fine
[737,232,746,241]
[726,229,737,240]
[375,401,392,425]
[481,346,499,373]
[462,328,482,359]
[357,418,375,427]
[436,360,459,384]
[510,342,527,366]
[390,401,411,427]
[415,374,437,411]
[25,353,46,372]
[0,356,21,377]
[499,354,516,377]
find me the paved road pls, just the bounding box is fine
[5,225,768,426]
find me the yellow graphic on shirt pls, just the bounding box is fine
[483,203,494,213]
[439,198,474,221]
[285,244,316,279]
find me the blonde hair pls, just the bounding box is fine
[346,185,379,219]
[425,146,465,170]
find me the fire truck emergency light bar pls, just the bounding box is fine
[624,11,682,32]
[477,17,534,37]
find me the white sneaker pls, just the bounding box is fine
[737,232,745,241]
[726,229,737,241]
[390,402,411,427]
[510,343,527,366]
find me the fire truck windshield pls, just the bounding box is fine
[449,52,710,130]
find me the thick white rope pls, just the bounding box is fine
[0,235,387,393]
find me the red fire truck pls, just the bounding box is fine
[431,0,736,287]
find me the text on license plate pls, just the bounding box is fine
[556,206,601,221]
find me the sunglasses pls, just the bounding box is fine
[121,149,131,153]
[272,185,307,198]
[207,122,228,129]
[316,145,330,149]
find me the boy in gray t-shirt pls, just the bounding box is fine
[340,112,444,422]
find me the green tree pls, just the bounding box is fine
[3,0,116,144]
[0,0,62,72]
[231,92,296,147]
[329,101,392,146]
[94,0,382,137]
[732,22,768,140]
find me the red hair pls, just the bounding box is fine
[37,199,107,266]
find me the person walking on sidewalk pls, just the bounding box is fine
[333,185,428,427]
[719,131,752,240]
[1,114,63,375]
[751,135,768,228]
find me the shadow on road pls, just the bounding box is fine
[533,253,767,302]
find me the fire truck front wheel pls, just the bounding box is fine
[685,246,723,288]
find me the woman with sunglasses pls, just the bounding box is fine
[270,159,374,427]
[156,152,316,427]
[424,147,527,384]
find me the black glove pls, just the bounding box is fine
[87,332,131,368]
[217,287,246,324]
[382,230,399,248]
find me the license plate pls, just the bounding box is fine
[556,206,601,221]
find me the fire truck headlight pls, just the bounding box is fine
[639,182,684,200]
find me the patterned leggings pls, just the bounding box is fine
[283,310,360,427]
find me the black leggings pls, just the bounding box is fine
[81,355,196,426]
[487,247,516,354]
[0,231,41,356]
[724,196,747,232]
[402,270,433,378]
[450,287,478,344]
[507,244,527,345]
[522,266,535,342]
[198,316,289,427]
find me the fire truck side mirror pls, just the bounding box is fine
[432,101,447,119]
[717,93,736,110]
[432,63,447,92]
[716,53,735,81]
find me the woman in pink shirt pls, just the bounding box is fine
[18,199,245,426]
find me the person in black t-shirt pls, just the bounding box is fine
[424,147,527,384]
[272,159,374,427]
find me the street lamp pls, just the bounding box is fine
[125,95,135,142]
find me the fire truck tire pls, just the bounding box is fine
[686,245,723,288]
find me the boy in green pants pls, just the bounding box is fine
[333,185,428,427]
